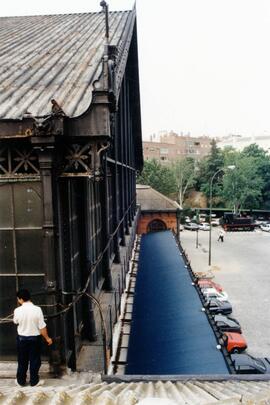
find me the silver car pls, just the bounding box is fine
[260,223,270,232]
[184,222,199,231]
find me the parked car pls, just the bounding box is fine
[211,219,220,227]
[201,287,229,301]
[254,219,264,226]
[197,279,223,293]
[214,314,242,333]
[184,222,199,231]
[220,332,247,354]
[205,298,232,315]
[231,353,270,374]
[198,223,210,231]
[260,223,270,232]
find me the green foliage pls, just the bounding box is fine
[136,159,176,196]
[196,139,224,198]
[242,143,268,159]
[241,144,270,208]
[222,156,263,212]
[139,142,270,210]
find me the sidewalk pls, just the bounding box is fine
[180,227,219,274]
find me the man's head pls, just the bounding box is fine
[16,289,31,305]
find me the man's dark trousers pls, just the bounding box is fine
[16,336,41,386]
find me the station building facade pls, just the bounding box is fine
[0,8,142,373]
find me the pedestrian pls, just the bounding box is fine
[217,229,225,242]
[13,289,53,387]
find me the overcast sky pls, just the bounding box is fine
[1,0,270,139]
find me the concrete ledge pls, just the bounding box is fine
[103,374,270,382]
[0,361,50,378]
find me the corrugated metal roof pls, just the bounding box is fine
[136,185,181,210]
[1,378,270,404]
[0,11,134,120]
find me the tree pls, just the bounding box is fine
[242,143,268,159]
[241,144,270,209]
[222,156,263,213]
[171,158,196,207]
[196,139,224,200]
[136,159,176,196]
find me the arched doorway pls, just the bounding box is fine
[147,219,167,233]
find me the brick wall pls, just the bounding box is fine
[137,212,177,234]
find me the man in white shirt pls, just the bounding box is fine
[13,289,53,387]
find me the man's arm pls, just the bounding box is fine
[40,327,53,345]
[13,308,19,325]
[38,307,52,345]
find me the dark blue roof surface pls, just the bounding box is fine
[125,231,229,374]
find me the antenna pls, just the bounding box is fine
[100,1,109,41]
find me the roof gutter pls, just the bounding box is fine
[103,374,270,382]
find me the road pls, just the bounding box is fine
[180,227,270,357]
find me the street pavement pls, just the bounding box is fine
[180,226,270,358]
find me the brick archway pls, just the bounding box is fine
[147,219,167,233]
[137,212,178,234]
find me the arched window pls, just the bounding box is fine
[147,219,167,233]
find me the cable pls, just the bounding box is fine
[0,196,136,323]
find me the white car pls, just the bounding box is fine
[211,219,220,227]
[260,223,270,232]
[201,287,229,302]
[199,223,210,231]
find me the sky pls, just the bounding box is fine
[1,0,270,139]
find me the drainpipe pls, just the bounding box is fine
[102,160,113,291]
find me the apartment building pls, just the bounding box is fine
[217,134,270,153]
[144,131,212,163]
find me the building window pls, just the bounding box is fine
[160,148,169,154]
[0,182,44,358]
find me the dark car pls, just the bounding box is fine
[205,298,232,315]
[231,354,270,374]
[184,222,199,231]
[214,314,242,333]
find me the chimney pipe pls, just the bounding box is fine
[100,1,109,40]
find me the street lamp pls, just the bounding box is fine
[208,165,235,266]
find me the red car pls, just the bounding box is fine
[197,279,223,293]
[221,332,247,354]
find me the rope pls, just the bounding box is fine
[0,197,136,324]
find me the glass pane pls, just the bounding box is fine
[0,276,17,357]
[0,276,16,317]
[0,324,16,359]
[0,230,15,273]
[0,184,12,228]
[14,183,42,228]
[16,230,43,273]
[18,276,46,308]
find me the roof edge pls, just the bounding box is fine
[103,374,270,382]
